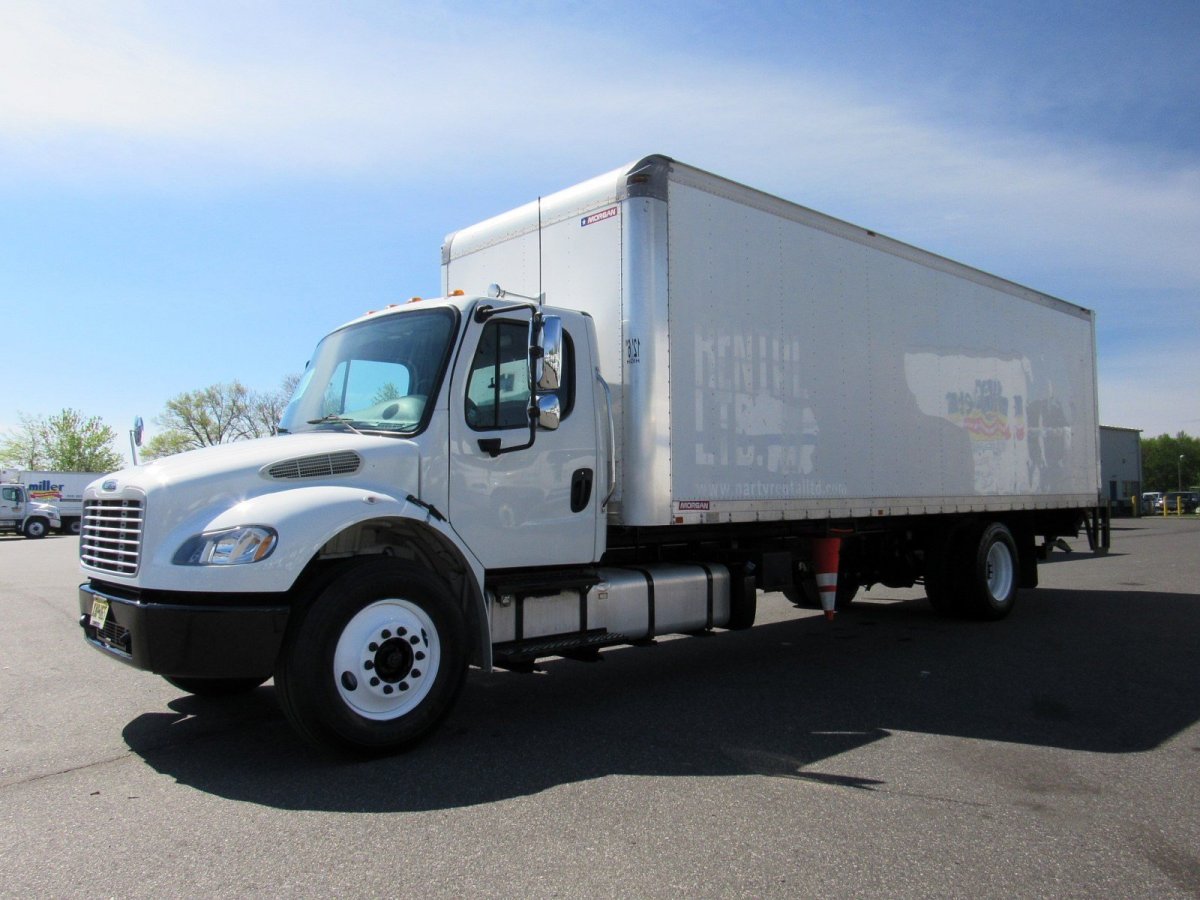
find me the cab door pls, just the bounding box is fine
[448,308,600,569]
[0,486,25,523]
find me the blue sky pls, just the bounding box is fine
[2,0,1198,462]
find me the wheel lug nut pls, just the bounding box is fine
[341,672,358,691]
[381,629,391,639]
[368,642,378,652]
[370,677,380,687]
[415,651,426,661]
[411,669,421,678]
[364,660,374,670]
[383,685,394,695]
[409,636,420,645]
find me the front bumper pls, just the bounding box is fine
[78,582,290,678]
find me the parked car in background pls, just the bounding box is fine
[1160,491,1200,514]
[1141,492,1162,512]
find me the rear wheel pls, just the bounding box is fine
[958,522,1019,620]
[785,574,858,612]
[275,558,467,755]
[924,527,964,616]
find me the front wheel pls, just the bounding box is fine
[275,558,468,755]
[23,518,48,539]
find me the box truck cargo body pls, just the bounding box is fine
[78,156,1104,754]
[441,156,1099,526]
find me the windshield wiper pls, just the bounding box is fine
[306,414,364,435]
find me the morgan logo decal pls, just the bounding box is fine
[677,500,711,511]
[581,206,618,227]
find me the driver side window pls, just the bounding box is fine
[466,320,530,430]
[465,318,576,431]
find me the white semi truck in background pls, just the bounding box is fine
[78,156,1105,754]
[1,470,101,535]
[0,481,62,538]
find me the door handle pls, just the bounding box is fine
[570,468,594,513]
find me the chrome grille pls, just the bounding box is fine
[80,498,144,575]
[266,450,361,480]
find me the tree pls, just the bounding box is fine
[0,408,124,472]
[143,376,300,460]
[1141,432,1200,492]
[140,430,195,461]
[246,374,301,440]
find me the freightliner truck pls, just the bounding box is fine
[2,469,101,535]
[0,482,62,538]
[78,156,1104,754]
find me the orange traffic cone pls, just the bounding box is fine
[812,537,841,621]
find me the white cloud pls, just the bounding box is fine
[3,1,1197,438]
[3,3,1195,287]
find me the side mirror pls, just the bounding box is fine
[535,316,563,392]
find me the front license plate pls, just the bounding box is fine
[89,598,110,630]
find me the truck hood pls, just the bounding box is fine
[87,433,427,590]
[31,501,61,523]
[111,432,421,501]
[104,431,421,534]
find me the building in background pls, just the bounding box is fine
[1099,426,1142,515]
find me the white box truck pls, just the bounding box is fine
[0,481,62,538]
[1,470,100,534]
[78,156,1104,754]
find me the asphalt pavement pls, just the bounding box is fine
[1,517,1198,897]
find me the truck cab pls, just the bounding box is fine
[0,483,62,538]
[78,293,615,752]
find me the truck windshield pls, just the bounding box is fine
[278,307,458,436]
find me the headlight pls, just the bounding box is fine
[174,526,278,566]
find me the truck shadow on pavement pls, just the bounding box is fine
[121,587,1200,812]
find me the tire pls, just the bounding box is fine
[23,518,48,539]
[274,558,467,755]
[924,527,964,616]
[956,522,1020,621]
[835,579,859,610]
[726,567,757,630]
[68,519,82,536]
[832,538,860,611]
[164,675,269,697]
[785,568,858,612]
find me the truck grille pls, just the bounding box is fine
[80,499,145,575]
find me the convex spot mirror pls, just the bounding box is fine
[535,316,563,392]
[536,394,560,431]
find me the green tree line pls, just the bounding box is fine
[1,376,298,470]
[1141,432,1200,493]
[141,376,299,459]
[0,409,124,472]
